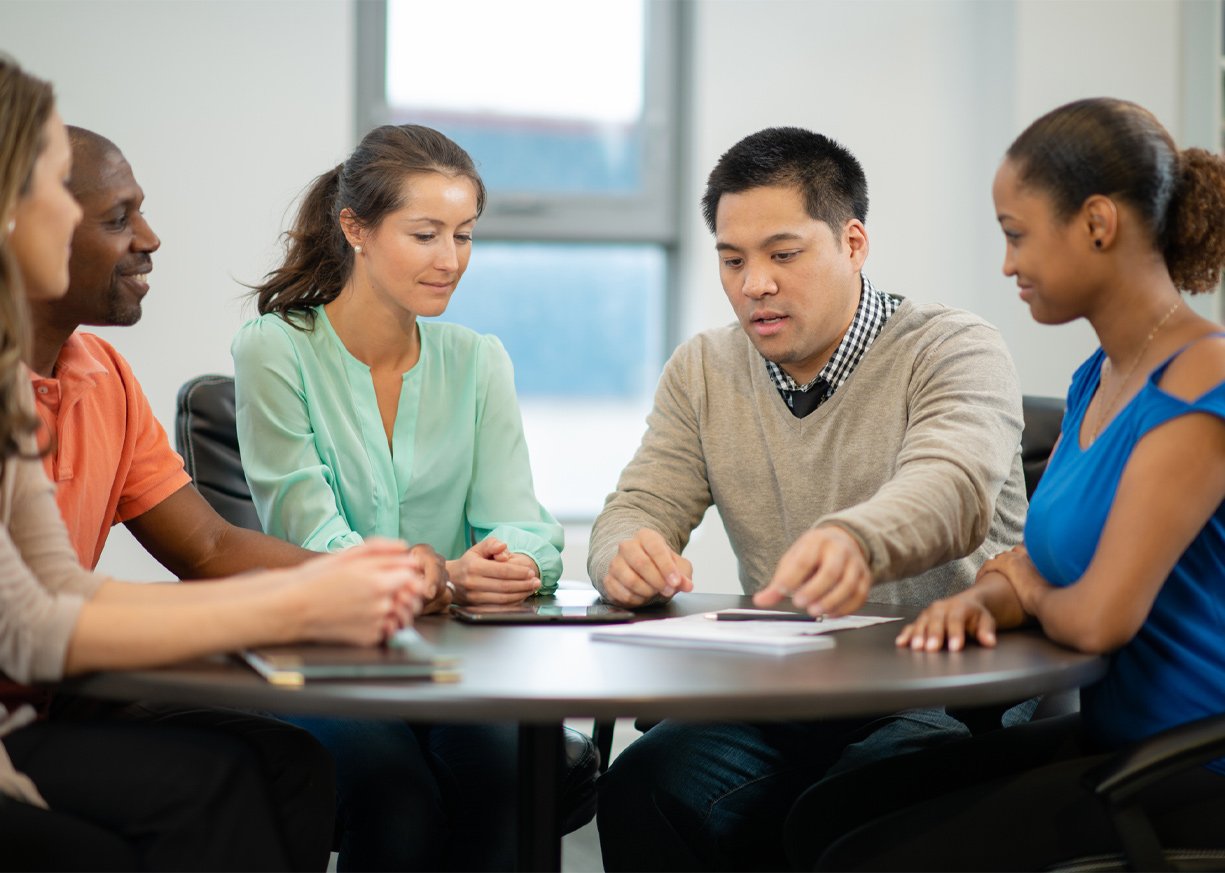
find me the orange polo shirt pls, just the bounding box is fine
[31,332,191,569]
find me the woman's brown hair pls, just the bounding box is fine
[1007,97,1225,294]
[0,56,55,463]
[252,124,486,328]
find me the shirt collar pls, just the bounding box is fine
[763,275,898,396]
[29,332,109,391]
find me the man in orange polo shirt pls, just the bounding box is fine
[27,127,342,576]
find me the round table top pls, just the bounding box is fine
[67,591,1106,723]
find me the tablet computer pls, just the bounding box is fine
[238,629,460,685]
[450,603,635,624]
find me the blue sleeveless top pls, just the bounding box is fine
[1025,339,1225,767]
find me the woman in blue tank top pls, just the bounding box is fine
[786,98,1225,870]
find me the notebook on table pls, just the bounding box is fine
[590,613,902,655]
[238,628,460,686]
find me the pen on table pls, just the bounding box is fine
[704,610,825,623]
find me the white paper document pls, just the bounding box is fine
[590,613,903,655]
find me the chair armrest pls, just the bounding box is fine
[1083,713,1225,804]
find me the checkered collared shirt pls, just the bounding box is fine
[764,276,899,417]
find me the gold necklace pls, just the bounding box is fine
[1091,300,1182,440]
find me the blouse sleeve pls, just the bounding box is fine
[232,317,364,553]
[467,336,564,590]
[0,453,105,683]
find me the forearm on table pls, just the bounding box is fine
[588,350,711,590]
[819,457,996,582]
[836,322,1022,582]
[89,575,285,605]
[1021,574,1146,654]
[187,525,316,577]
[64,577,302,673]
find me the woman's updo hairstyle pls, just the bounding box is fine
[1007,97,1225,293]
[255,124,486,326]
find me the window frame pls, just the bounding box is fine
[355,0,684,244]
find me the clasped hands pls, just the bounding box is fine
[404,535,541,610]
[294,538,445,645]
[600,525,870,615]
[895,545,1046,653]
[301,536,541,644]
[446,537,541,605]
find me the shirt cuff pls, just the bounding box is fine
[488,525,562,593]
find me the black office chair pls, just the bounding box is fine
[1020,394,1065,500]
[591,395,1074,770]
[785,713,1225,871]
[175,375,262,532]
[175,374,600,833]
[1058,712,1225,872]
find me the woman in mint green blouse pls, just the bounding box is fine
[231,125,573,871]
[232,309,563,594]
[233,132,562,603]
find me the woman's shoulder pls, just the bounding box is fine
[232,309,320,358]
[423,321,509,363]
[1157,331,1225,405]
[234,309,313,342]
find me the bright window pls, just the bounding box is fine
[357,0,681,518]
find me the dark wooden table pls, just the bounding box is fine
[68,590,1106,871]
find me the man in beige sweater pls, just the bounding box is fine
[592,127,1028,871]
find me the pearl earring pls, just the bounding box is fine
[4,218,13,236]
[354,245,363,254]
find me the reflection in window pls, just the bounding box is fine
[432,243,664,399]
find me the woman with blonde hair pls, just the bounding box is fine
[0,56,431,871]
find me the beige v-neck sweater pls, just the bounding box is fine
[589,298,1028,606]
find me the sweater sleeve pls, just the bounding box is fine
[467,336,564,590]
[588,340,714,593]
[232,317,365,553]
[818,320,1024,582]
[1,454,105,684]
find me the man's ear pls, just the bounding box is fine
[844,219,869,270]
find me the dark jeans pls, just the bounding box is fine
[783,713,1225,871]
[596,708,970,872]
[4,717,330,871]
[285,716,520,872]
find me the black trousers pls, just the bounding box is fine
[4,705,335,872]
[783,713,1225,871]
[0,790,136,871]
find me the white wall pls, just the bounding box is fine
[1,0,355,579]
[0,0,1210,588]
[677,0,1194,390]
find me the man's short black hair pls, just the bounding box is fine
[701,127,869,235]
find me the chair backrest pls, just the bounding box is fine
[175,375,263,532]
[1021,395,1065,500]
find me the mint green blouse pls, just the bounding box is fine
[230,307,563,590]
